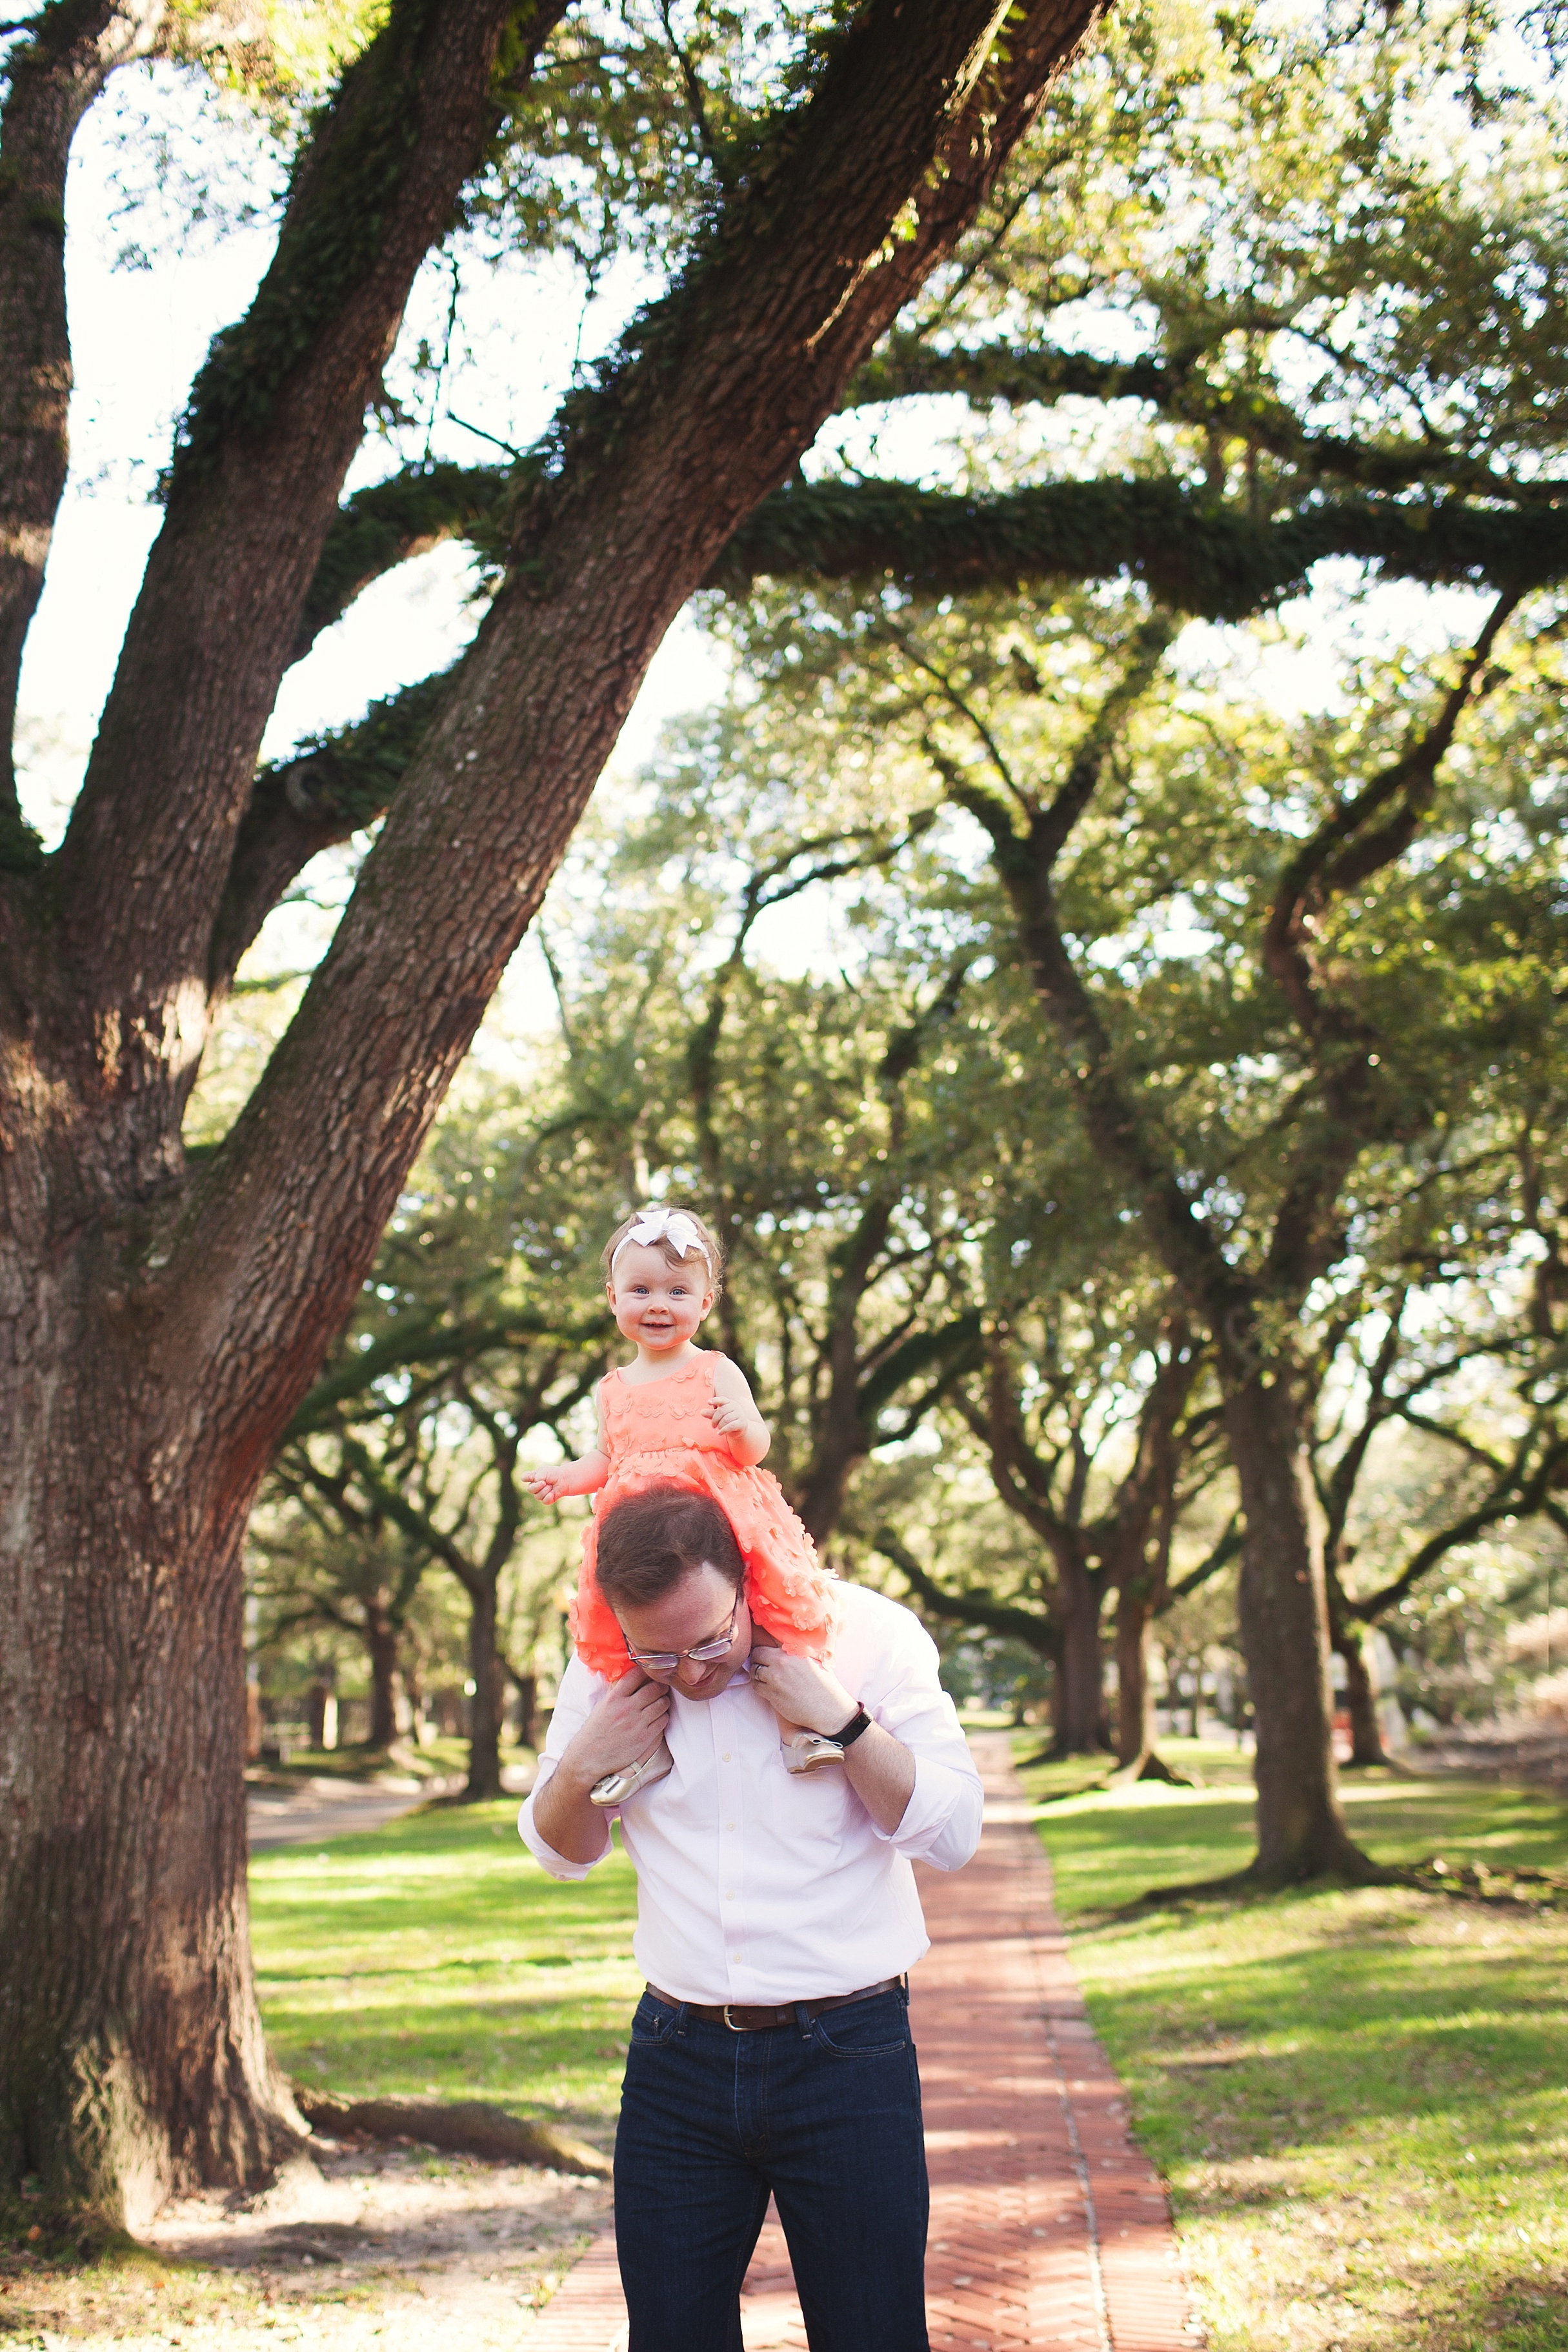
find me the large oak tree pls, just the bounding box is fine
[0,0,1108,2224]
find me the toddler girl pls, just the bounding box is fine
[521,1205,841,1805]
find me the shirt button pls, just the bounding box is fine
[726,1821,736,1831]
[725,1891,735,1902]
[721,1752,731,1762]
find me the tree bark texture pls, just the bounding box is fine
[2,0,1105,2220]
[1114,1591,1154,1767]
[0,1400,300,2223]
[1336,1624,1388,1768]
[1223,1373,1363,1877]
[366,1606,400,1751]
[466,1591,504,1804]
[1052,1553,1110,1754]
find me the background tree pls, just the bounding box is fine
[687,537,1563,1885]
[250,1477,430,1750]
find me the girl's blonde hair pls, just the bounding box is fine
[601,1204,726,1292]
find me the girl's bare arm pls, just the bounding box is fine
[707,1355,770,1465]
[522,1391,610,1503]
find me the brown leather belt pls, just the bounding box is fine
[647,1976,903,2032]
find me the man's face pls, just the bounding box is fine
[614,1562,750,1702]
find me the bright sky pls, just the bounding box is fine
[17,61,1494,1047]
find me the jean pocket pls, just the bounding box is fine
[628,1992,679,2047]
[810,1996,910,2058]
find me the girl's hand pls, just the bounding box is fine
[521,1467,565,1503]
[707,1397,760,1436]
[523,1453,608,1505]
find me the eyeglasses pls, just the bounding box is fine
[622,1596,743,1676]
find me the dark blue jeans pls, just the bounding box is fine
[613,1985,930,2352]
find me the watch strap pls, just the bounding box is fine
[832,1705,872,1747]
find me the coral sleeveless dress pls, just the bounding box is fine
[568,1353,837,1679]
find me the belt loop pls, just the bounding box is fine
[794,2001,812,2040]
[676,2000,690,2038]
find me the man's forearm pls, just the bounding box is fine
[532,1762,615,1865]
[841,1722,916,1836]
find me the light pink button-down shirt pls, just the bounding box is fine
[518,1583,983,2005]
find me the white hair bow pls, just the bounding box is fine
[612,1207,710,1272]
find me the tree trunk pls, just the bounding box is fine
[513,1673,538,1751]
[1224,1374,1365,1880]
[1336,1625,1388,1767]
[402,1654,427,1744]
[1114,1587,1154,1767]
[1052,1555,1109,1755]
[0,1331,302,2224]
[465,1587,503,1802]
[366,1605,399,1749]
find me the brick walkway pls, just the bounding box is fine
[529,1732,1198,2351]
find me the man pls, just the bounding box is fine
[519,1480,983,2352]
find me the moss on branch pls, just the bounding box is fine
[292,460,505,661]
[705,476,1563,619]
[845,332,1556,503]
[275,665,457,832]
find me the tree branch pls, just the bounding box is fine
[210,665,457,989]
[705,475,1562,617]
[1260,592,1520,1295]
[52,0,568,1085]
[873,1523,1058,1655]
[290,460,503,665]
[843,332,1563,505]
[0,0,165,860]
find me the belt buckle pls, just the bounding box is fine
[722,2003,769,2032]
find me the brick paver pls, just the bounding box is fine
[529,1732,1198,2351]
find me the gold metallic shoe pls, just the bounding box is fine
[783,1731,845,1775]
[589,1739,674,1807]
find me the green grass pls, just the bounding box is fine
[249,1799,641,2147]
[246,1734,477,1785]
[1018,1741,1568,2352]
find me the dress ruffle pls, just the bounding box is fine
[567,1355,838,1678]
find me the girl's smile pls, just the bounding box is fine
[608,1242,716,1360]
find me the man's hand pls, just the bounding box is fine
[746,1647,856,1736]
[748,1642,916,1835]
[563,1666,672,1784]
[531,1669,672,1865]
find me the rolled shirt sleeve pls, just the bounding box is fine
[518,1656,614,1880]
[856,1603,984,1872]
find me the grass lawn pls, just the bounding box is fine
[249,1799,641,2150]
[246,1734,477,1785]
[1017,1739,1568,2352]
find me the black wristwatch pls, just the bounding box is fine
[832,1705,873,1747]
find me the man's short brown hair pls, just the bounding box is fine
[594,1483,745,1611]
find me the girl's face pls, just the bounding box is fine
[607,1242,715,1354]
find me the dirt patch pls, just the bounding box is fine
[0,2138,611,2349]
